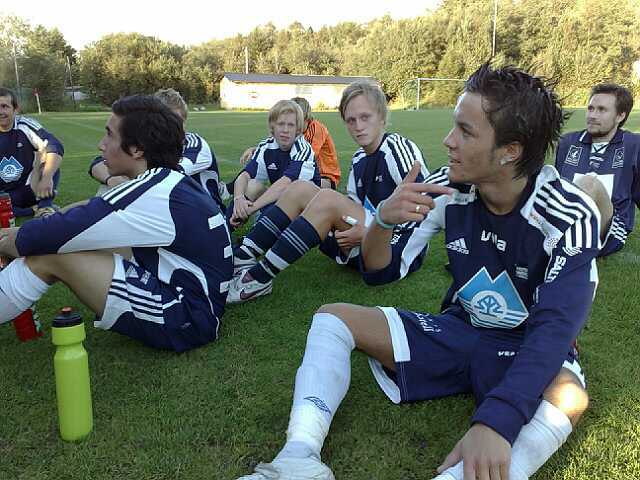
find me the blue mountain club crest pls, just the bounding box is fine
[455,267,528,329]
[0,156,24,183]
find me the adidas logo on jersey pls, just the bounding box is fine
[267,163,277,170]
[125,265,139,279]
[357,179,363,188]
[446,238,469,254]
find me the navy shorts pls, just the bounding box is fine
[369,306,585,405]
[94,254,222,352]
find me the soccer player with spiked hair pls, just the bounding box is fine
[238,64,600,480]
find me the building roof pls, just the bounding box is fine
[223,73,374,85]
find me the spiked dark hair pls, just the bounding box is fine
[465,63,567,179]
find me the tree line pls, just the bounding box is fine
[1,0,639,111]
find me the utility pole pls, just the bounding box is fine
[244,46,249,74]
[67,56,77,110]
[492,0,498,58]
[13,43,22,103]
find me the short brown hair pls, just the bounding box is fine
[590,83,634,128]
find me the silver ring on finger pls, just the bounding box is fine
[415,204,421,213]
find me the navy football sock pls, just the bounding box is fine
[249,216,321,283]
[241,205,292,257]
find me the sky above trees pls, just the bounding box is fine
[3,0,440,49]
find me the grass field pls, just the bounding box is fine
[1,108,639,480]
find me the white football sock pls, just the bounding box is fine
[433,400,572,480]
[0,258,50,325]
[510,400,573,477]
[282,312,355,457]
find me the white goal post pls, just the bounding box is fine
[407,77,466,110]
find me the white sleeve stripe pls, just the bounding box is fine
[17,123,48,150]
[425,167,450,185]
[534,202,596,249]
[542,184,593,220]
[17,116,43,131]
[388,135,412,174]
[346,169,359,203]
[398,231,429,279]
[102,169,157,204]
[387,135,414,175]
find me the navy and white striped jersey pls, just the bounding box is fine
[347,133,428,214]
[346,133,429,282]
[16,168,233,331]
[555,128,640,256]
[365,165,600,443]
[243,135,320,186]
[0,116,64,189]
[181,132,225,210]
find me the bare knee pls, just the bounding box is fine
[26,254,64,283]
[245,179,266,201]
[543,368,589,427]
[316,303,394,368]
[575,175,613,232]
[278,180,320,209]
[305,189,342,218]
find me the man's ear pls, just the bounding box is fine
[128,146,144,160]
[501,142,523,165]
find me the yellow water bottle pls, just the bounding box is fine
[51,307,93,441]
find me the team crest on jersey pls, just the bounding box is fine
[612,148,624,168]
[455,267,528,329]
[565,146,582,166]
[0,156,24,182]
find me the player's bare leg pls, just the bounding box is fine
[574,175,613,241]
[0,251,115,325]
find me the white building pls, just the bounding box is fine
[220,73,375,110]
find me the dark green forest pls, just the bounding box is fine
[1,0,639,110]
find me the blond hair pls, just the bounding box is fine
[291,97,311,122]
[268,100,304,134]
[154,88,188,121]
[339,81,387,123]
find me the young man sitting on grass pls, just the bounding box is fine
[238,64,600,480]
[228,99,320,229]
[0,95,232,352]
[227,81,429,303]
[89,88,228,210]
